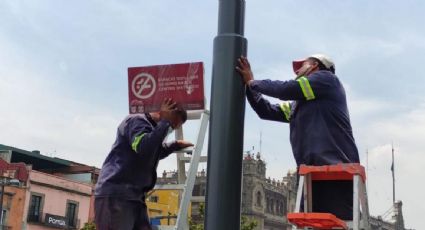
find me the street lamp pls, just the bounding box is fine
[0,178,20,228]
[205,0,247,229]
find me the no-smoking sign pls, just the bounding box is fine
[128,62,205,114]
[131,73,156,99]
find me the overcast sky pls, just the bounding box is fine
[1,1,424,228]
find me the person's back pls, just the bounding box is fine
[94,99,193,230]
[237,54,360,220]
[95,113,162,201]
[288,70,359,166]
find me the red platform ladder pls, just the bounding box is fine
[287,163,370,230]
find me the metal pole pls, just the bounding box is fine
[392,144,395,204]
[366,149,369,190]
[259,131,262,153]
[205,0,247,229]
[0,182,4,227]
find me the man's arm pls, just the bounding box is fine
[129,117,171,156]
[250,72,336,101]
[237,56,333,101]
[158,140,194,160]
[246,87,290,123]
[249,79,305,101]
[158,142,179,160]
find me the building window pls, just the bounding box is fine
[282,200,287,215]
[256,191,262,207]
[28,194,43,222]
[257,164,262,174]
[149,196,159,203]
[66,201,78,228]
[279,202,283,215]
[266,198,270,213]
[192,184,201,196]
[201,187,206,196]
[270,199,274,214]
[1,209,6,226]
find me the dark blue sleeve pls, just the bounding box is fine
[246,87,289,123]
[127,117,172,156]
[158,142,181,160]
[250,79,305,101]
[250,71,335,101]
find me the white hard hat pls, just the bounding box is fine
[292,54,335,74]
[310,54,335,69]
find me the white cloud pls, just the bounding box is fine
[0,51,121,167]
[348,97,425,227]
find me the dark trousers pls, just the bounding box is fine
[312,180,353,220]
[95,197,152,230]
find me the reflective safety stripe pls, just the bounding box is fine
[297,76,315,100]
[131,133,146,152]
[279,102,291,121]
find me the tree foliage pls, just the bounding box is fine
[241,216,258,230]
[189,203,257,230]
[80,221,96,230]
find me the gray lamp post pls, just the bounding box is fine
[205,0,247,229]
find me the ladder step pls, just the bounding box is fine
[299,163,366,182]
[287,213,348,229]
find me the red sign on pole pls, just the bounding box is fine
[128,62,205,113]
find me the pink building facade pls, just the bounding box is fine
[0,144,98,229]
[23,170,92,229]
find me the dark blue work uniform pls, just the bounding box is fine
[95,113,179,230]
[247,70,360,220]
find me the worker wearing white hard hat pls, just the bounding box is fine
[236,54,359,221]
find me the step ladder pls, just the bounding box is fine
[153,110,209,230]
[287,163,370,230]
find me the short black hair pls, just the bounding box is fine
[309,57,335,74]
[175,105,187,123]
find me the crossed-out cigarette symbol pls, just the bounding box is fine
[132,73,156,99]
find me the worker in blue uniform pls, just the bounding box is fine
[94,99,193,230]
[236,54,360,220]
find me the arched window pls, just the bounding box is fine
[257,164,263,174]
[266,198,270,212]
[270,199,274,214]
[275,200,279,214]
[256,191,262,207]
[280,202,284,215]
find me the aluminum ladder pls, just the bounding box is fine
[154,110,209,230]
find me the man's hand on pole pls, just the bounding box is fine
[236,56,254,86]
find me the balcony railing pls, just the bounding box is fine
[27,214,42,223]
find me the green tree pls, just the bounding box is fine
[80,221,96,230]
[241,216,258,230]
[189,203,257,230]
[189,203,205,230]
